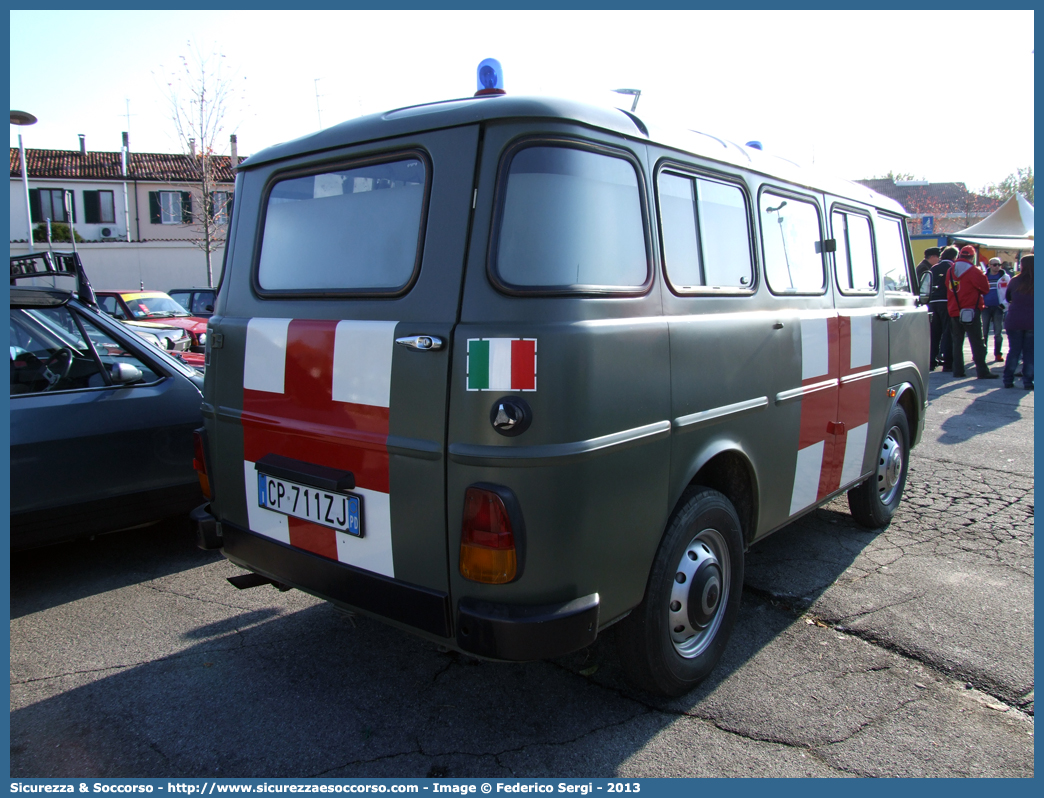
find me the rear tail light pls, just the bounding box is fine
[192,429,211,499]
[459,485,522,584]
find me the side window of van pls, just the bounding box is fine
[832,210,877,293]
[257,156,427,294]
[759,193,824,294]
[493,144,647,291]
[876,216,912,293]
[658,171,753,291]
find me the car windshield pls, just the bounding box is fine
[124,295,190,318]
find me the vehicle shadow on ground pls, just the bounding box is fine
[10,516,221,620]
[10,503,882,777]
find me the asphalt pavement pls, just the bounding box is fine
[9,350,1034,778]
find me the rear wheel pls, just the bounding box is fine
[848,403,910,529]
[617,488,744,696]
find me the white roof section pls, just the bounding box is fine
[643,121,906,215]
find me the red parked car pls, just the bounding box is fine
[97,290,209,352]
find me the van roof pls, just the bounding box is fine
[242,95,906,216]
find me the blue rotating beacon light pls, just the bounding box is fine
[475,58,505,96]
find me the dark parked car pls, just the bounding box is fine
[97,290,209,352]
[10,251,205,550]
[167,287,216,318]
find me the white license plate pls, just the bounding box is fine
[257,473,362,536]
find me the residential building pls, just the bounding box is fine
[855,178,1002,236]
[9,135,240,290]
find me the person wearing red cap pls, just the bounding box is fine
[947,245,998,379]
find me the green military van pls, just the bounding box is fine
[192,87,928,696]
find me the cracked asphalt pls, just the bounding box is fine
[10,361,1033,778]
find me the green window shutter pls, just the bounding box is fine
[149,192,161,224]
[181,191,193,223]
[29,188,41,223]
[227,193,234,219]
[84,191,100,224]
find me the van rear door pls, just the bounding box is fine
[206,126,479,617]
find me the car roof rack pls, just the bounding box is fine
[10,251,98,307]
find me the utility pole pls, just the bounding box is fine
[11,110,38,252]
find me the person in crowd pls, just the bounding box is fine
[916,247,940,285]
[1003,254,1033,390]
[927,245,958,371]
[947,245,997,379]
[981,257,1010,362]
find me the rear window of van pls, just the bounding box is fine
[492,144,648,292]
[257,156,427,294]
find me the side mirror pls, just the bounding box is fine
[918,272,932,305]
[110,362,143,385]
[204,304,214,312]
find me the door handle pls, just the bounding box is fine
[877,312,902,321]
[395,335,444,351]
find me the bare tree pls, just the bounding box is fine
[981,166,1034,205]
[160,42,240,287]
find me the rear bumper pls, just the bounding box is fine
[196,512,599,661]
[220,521,453,637]
[456,594,599,661]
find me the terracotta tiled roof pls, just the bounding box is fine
[856,179,1001,216]
[10,148,238,182]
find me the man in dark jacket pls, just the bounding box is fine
[927,246,957,370]
[948,245,998,379]
[916,247,941,285]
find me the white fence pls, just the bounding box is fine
[8,240,224,292]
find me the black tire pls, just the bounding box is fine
[848,403,911,529]
[616,488,744,696]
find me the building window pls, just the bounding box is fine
[210,191,232,223]
[29,188,74,224]
[149,191,192,225]
[160,191,182,224]
[83,190,116,224]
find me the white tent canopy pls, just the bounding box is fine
[951,193,1034,251]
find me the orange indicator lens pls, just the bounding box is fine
[460,487,517,584]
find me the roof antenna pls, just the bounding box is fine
[612,88,641,112]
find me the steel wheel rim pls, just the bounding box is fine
[668,527,730,658]
[876,424,904,505]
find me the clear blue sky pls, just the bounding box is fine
[10,9,1035,191]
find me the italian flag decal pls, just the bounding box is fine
[467,338,537,391]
